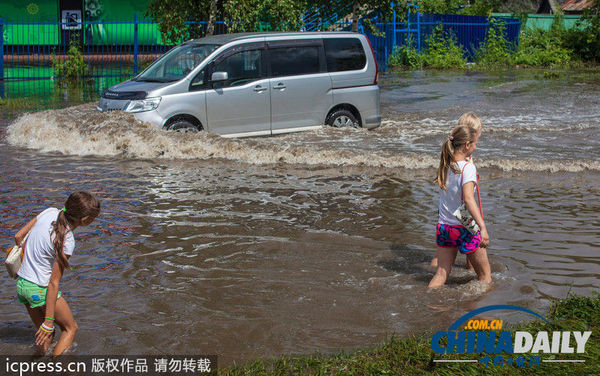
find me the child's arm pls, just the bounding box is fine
[35,259,67,346]
[462,181,489,248]
[14,218,37,245]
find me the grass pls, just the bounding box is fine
[0,97,32,111]
[218,292,600,375]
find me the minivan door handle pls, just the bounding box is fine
[253,85,267,92]
[273,83,286,90]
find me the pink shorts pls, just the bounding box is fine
[436,223,481,254]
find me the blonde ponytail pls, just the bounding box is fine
[435,137,457,190]
[435,122,480,190]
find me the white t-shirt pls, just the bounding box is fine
[18,208,75,286]
[438,161,477,226]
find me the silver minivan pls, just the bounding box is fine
[97,32,381,137]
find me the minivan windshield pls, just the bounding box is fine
[135,43,220,82]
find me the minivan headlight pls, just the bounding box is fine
[124,97,161,113]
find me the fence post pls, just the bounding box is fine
[391,3,396,51]
[133,13,139,75]
[417,12,421,53]
[0,18,4,83]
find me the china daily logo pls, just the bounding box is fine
[431,305,592,368]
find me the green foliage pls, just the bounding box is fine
[394,0,534,17]
[225,0,305,32]
[511,26,572,67]
[564,0,600,62]
[552,292,600,327]
[460,0,501,16]
[415,0,467,15]
[388,26,466,70]
[146,0,214,44]
[388,42,423,69]
[421,26,467,69]
[0,97,30,110]
[495,0,538,13]
[361,18,385,38]
[148,0,308,36]
[473,18,511,67]
[51,41,89,80]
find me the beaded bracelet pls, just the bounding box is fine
[40,323,54,333]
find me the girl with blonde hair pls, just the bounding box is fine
[429,114,491,288]
[431,113,482,270]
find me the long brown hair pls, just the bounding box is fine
[435,123,480,190]
[52,191,101,270]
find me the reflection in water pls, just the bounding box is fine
[0,71,599,364]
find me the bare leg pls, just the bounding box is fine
[25,304,52,354]
[52,297,78,357]
[430,249,440,268]
[466,247,492,283]
[428,247,458,288]
[466,257,475,270]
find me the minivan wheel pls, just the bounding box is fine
[326,109,360,128]
[166,119,200,133]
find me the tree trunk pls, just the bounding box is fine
[352,1,360,33]
[206,0,218,36]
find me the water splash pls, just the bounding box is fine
[7,104,599,172]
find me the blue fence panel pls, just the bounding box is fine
[0,14,521,83]
[371,13,521,68]
[400,13,519,59]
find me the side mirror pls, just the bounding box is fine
[211,71,228,82]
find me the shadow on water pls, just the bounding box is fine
[0,323,37,346]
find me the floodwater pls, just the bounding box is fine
[1,70,599,365]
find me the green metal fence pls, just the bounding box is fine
[493,13,581,30]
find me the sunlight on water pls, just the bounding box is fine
[1,71,599,363]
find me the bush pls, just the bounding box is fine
[563,1,600,63]
[511,27,572,66]
[421,26,467,69]
[388,27,466,70]
[51,41,89,80]
[388,40,423,69]
[474,17,512,67]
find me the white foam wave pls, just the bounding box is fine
[380,116,600,136]
[6,104,436,168]
[7,104,599,172]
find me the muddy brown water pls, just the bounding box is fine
[1,71,599,364]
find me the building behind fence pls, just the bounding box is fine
[0,13,520,85]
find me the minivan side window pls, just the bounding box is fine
[323,38,366,72]
[269,46,320,77]
[212,49,264,89]
[190,69,207,91]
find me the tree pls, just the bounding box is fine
[207,0,219,36]
[147,0,307,40]
[306,1,394,32]
[568,0,600,61]
[146,0,221,44]
[224,0,306,32]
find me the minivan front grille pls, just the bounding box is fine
[102,90,147,100]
